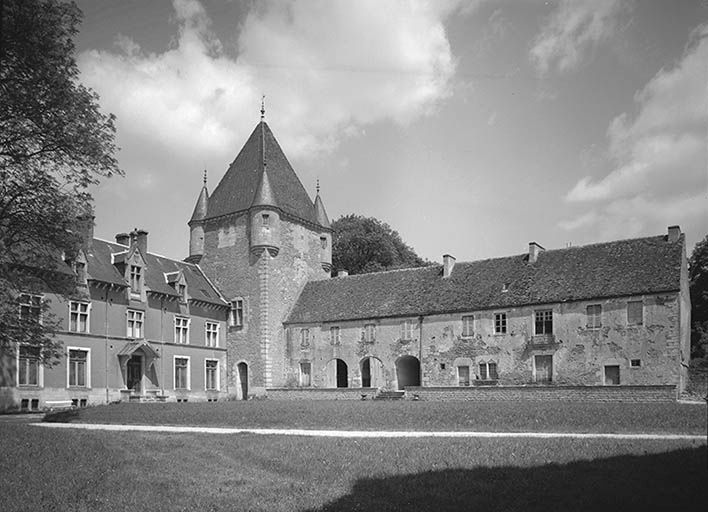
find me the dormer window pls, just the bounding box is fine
[178,283,187,302]
[262,214,270,228]
[129,265,142,294]
[75,261,87,286]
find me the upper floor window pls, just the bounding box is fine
[320,237,327,250]
[175,317,190,344]
[69,301,90,333]
[627,301,643,326]
[400,320,413,340]
[479,361,498,381]
[127,310,144,339]
[18,345,40,386]
[129,265,142,294]
[363,323,376,343]
[229,299,244,328]
[300,328,310,348]
[205,322,219,347]
[462,315,474,337]
[19,294,42,322]
[494,313,507,334]
[586,304,602,329]
[262,213,270,228]
[330,326,340,346]
[534,310,553,335]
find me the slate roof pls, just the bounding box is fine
[205,121,323,226]
[87,239,227,306]
[286,234,684,324]
[189,183,209,223]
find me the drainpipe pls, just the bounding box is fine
[418,315,424,388]
[160,296,164,395]
[104,288,109,404]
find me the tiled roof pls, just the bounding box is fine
[206,121,322,226]
[286,234,684,324]
[87,239,227,306]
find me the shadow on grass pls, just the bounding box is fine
[42,408,80,423]
[308,447,707,512]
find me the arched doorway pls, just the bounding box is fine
[325,358,348,388]
[360,357,384,388]
[237,362,248,400]
[396,355,421,389]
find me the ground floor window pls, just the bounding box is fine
[299,362,311,387]
[68,348,89,387]
[205,359,219,390]
[479,361,498,381]
[457,365,470,386]
[18,345,40,386]
[604,365,620,385]
[174,357,190,389]
[534,355,552,383]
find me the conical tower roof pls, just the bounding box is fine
[206,120,322,227]
[314,192,331,229]
[189,174,209,223]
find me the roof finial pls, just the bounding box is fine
[260,94,266,121]
[203,169,207,185]
[316,178,320,195]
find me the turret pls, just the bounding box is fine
[314,180,332,273]
[187,170,209,263]
[250,166,280,256]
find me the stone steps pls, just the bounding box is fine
[374,390,405,401]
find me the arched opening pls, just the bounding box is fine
[360,357,384,388]
[396,355,421,389]
[325,358,349,388]
[237,362,248,400]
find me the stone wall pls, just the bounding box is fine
[266,387,377,400]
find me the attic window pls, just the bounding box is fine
[178,284,187,302]
[129,265,142,295]
[74,261,87,286]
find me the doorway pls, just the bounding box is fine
[127,355,142,393]
[534,355,553,383]
[360,357,384,388]
[396,355,421,389]
[325,358,349,388]
[237,362,248,400]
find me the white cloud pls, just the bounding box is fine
[561,24,708,244]
[78,0,460,163]
[530,0,625,75]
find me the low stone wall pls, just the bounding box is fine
[405,385,677,402]
[266,388,378,400]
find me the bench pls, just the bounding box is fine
[44,400,73,411]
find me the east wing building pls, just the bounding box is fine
[1,117,691,410]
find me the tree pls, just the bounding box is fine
[0,0,122,364]
[689,235,708,359]
[331,214,429,275]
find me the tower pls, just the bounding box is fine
[186,170,209,264]
[189,112,332,396]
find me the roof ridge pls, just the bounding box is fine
[332,265,433,280]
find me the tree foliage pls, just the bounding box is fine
[331,214,429,275]
[689,234,708,359]
[0,0,121,363]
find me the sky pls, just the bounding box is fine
[74,0,708,263]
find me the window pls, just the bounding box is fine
[457,365,470,386]
[19,293,42,322]
[18,346,40,386]
[494,313,507,334]
[205,359,219,391]
[74,261,87,285]
[175,317,189,344]
[205,322,219,347]
[363,323,376,343]
[401,320,413,340]
[229,299,244,327]
[178,284,187,302]
[586,304,602,329]
[320,236,327,250]
[68,348,89,387]
[174,357,190,389]
[127,310,144,338]
[300,328,310,348]
[534,355,553,383]
[534,310,553,335]
[69,301,90,333]
[479,361,498,381]
[262,213,270,227]
[330,326,340,346]
[604,365,620,385]
[630,359,641,368]
[129,265,142,294]
[462,315,474,337]
[627,301,643,326]
[299,362,311,387]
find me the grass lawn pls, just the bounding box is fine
[0,421,705,512]
[44,399,708,434]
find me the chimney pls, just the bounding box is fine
[528,242,545,263]
[668,225,681,243]
[75,214,94,250]
[134,229,148,255]
[443,254,456,278]
[338,269,349,277]
[115,232,130,246]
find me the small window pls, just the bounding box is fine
[586,304,602,329]
[627,301,643,326]
[462,315,474,337]
[630,359,641,368]
[534,310,553,335]
[18,345,40,386]
[299,362,311,387]
[205,359,219,391]
[330,326,340,346]
[175,317,189,344]
[320,236,327,250]
[127,310,144,339]
[69,301,90,333]
[457,365,470,386]
[440,363,446,370]
[74,261,87,285]
[178,283,187,302]
[363,323,376,343]
[68,349,89,387]
[401,320,413,340]
[494,313,507,334]
[205,322,219,347]
[604,365,620,385]
[262,213,270,227]
[229,299,244,327]
[129,265,142,294]
[19,294,42,322]
[479,361,498,381]
[174,357,189,389]
[300,328,310,348]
